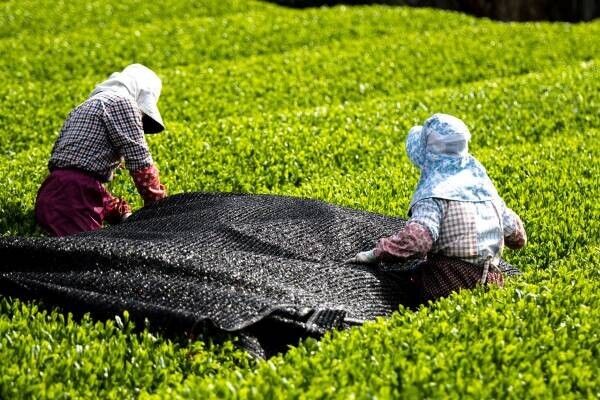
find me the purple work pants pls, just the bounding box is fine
[35,169,110,237]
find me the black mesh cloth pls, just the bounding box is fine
[0,193,519,357]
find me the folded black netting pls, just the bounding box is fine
[0,193,519,357]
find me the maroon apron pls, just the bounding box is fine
[415,256,505,304]
[35,169,110,237]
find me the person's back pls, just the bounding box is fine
[409,197,525,268]
[49,91,152,182]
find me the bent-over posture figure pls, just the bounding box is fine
[35,64,168,236]
[349,113,526,303]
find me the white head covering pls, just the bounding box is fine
[90,64,164,133]
[405,113,500,210]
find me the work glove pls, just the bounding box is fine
[346,249,377,264]
[131,164,167,206]
[104,196,132,225]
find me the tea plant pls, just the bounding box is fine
[0,0,598,398]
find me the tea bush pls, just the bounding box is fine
[0,0,598,398]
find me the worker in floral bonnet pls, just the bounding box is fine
[348,113,527,303]
[35,64,168,236]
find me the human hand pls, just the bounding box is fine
[345,250,377,264]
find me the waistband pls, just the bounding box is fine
[49,166,106,183]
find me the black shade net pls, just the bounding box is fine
[0,193,519,357]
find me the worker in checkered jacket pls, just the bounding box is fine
[35,64,168,236]
[349,113,527,303]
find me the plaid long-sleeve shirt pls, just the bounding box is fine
[49,91,153,182]
[375,198,527,267]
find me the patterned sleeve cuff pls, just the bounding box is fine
[126,157,154,174]
[374,222,433,261]
[131,164,167,205]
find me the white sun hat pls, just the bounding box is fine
[90,64,165,134]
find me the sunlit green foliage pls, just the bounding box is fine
[1,0,598,398]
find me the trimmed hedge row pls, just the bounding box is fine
[1,21,598,153]
[0,0,268,38]
[0,301,256,399]
[4,5,599,82]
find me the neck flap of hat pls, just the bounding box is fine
[90,64,164,133]
[406,113,500,210]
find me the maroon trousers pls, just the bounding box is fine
[35,169,110,237]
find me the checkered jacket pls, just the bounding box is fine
[49,91,153,182]
[375,198,526,267]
